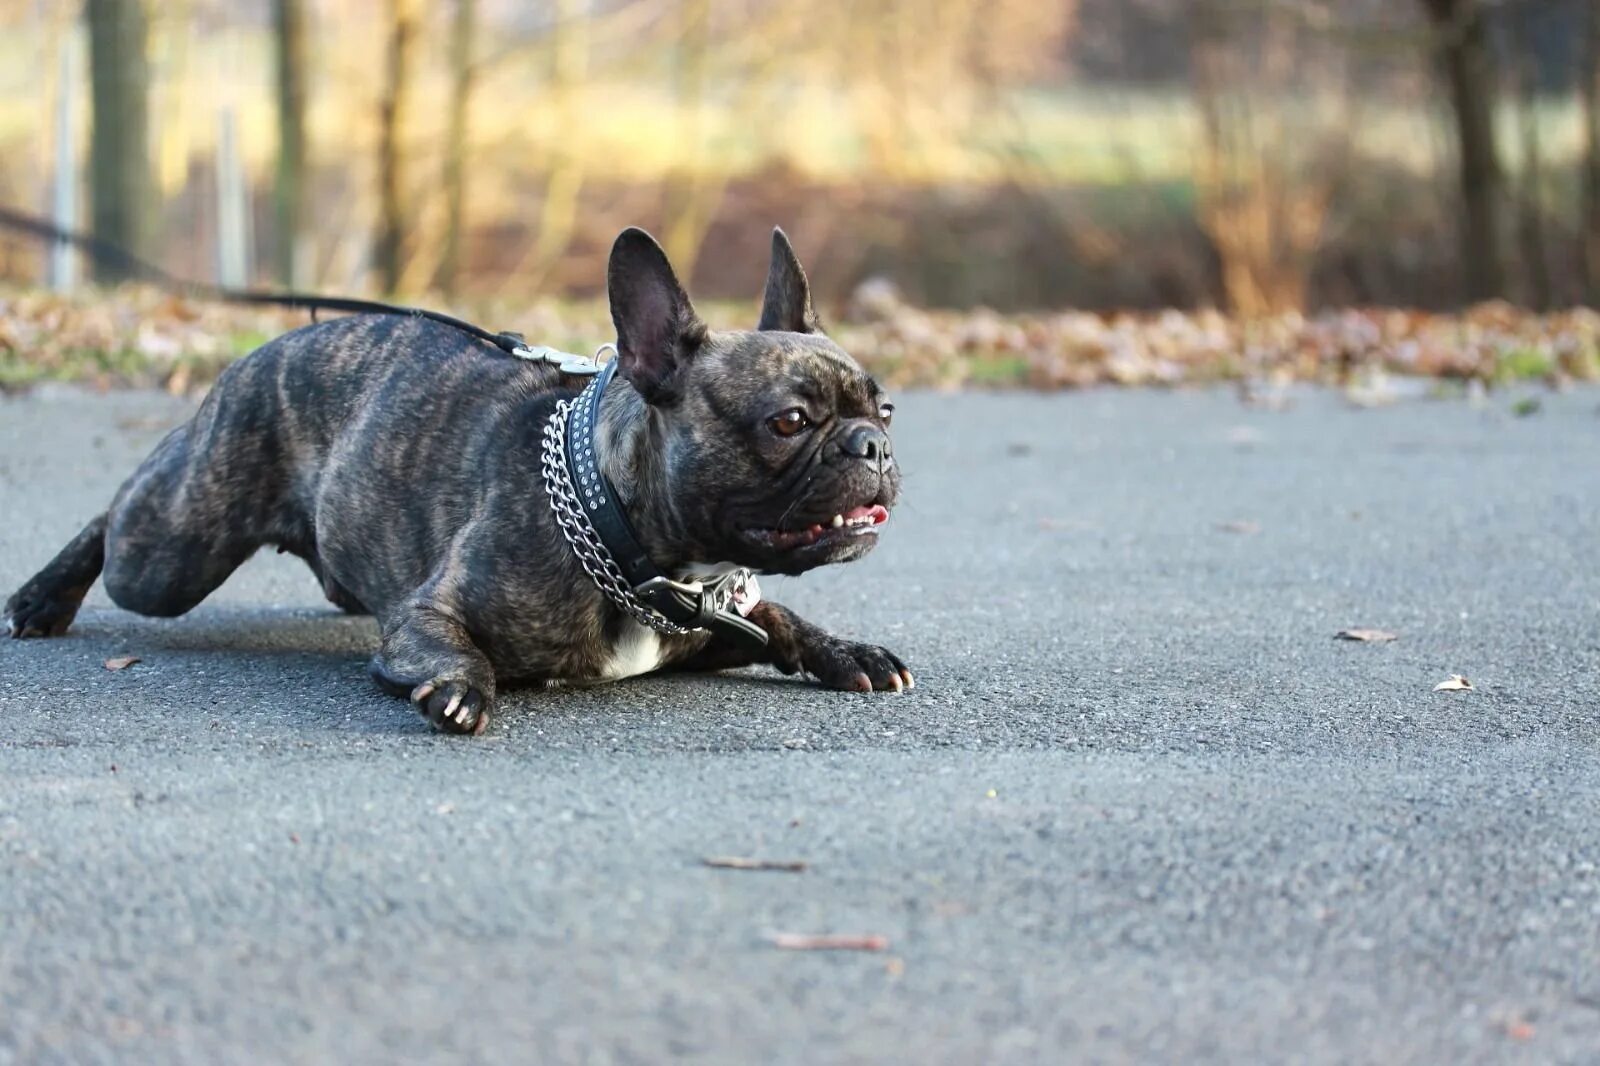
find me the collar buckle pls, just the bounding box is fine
[634,570,768,651]
[634,569,750,628]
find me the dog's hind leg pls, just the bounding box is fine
[100,487,260,621]
[369,601,495,736]
[5,514,109,638]
[97,412,274,619]
[5,416,255,634]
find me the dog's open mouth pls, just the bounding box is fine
[743,503,889,552]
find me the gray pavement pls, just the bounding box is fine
[2,383,1599,1064]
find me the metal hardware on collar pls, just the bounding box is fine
[512,343,613,377]
[539,361,768,649]
[510,344,557,362]
[636,571,761,631]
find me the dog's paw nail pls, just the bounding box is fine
[850,673,872,693]
[900,670,915,690]
[411,680,489,736]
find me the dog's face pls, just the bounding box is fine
[607,228,900,576]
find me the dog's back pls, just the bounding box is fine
[9,314,570,632]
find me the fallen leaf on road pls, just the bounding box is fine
[1217,520,1261,535]
[703,856,807,873]
[1336,628,1398,643]
[103,656,141,671]
[1433,674,1473,691]
[769,933,889,951]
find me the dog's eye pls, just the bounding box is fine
[768,409,811,438]
[878,402,894,423]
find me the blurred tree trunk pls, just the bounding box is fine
[273,0,308,288]
[1189,1,1338,317]
[153,0,192,202]
[1582,0,1600,303]
[523,0,590,292]
[662,0,716,282]
[1511,4,1550,310]
[438,0,475,298]
[1421,0,1506,303]
[376,0,420,295]
[86,0,152,281]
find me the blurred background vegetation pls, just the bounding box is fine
[2,0,1600,319]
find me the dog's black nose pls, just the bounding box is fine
[842,424,892,462]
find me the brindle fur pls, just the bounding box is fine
[5,228,909,734]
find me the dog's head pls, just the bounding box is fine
[605,227,900,577]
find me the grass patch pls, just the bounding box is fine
[227,330,277,357]
[966,354,1033,386]
[1494,346,1554,382]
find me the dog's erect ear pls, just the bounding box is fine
[757,227,821,334]
[608,227,707,403]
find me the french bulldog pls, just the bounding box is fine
[4,228,911,734]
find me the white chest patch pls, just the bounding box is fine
[597,621,666,682]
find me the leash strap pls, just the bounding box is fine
[0,204,524,355]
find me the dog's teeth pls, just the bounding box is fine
[831,514,844,528]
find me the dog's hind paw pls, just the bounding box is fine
[4,581,88,639]
[410,678,490,736]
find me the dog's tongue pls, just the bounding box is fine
[844,504,889,526]
[807,505,889,536]
[771,504,889,550]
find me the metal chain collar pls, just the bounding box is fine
[539,372,695,636]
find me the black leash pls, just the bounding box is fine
[0,204,527,355]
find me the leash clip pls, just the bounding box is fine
[556,342,617,377]
[512,342,605,377]
[634,570,768,649]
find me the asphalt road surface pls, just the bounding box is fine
[3,384,1599,1064]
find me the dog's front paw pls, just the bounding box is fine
[803,638,914,693]
[411,679,491,736]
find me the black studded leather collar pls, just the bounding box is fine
[563,360,767,649]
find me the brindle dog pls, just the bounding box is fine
[5,228,910,734]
